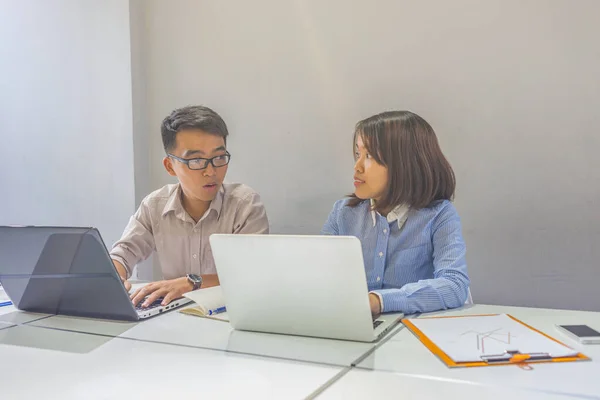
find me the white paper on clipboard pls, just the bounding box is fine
[410,314,578,363]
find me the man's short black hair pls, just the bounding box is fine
[161,105,229,152]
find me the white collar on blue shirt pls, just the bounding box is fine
[370,199,409,228]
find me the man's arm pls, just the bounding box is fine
[110,200,156,281]
[112,259,131,291]
[130,274,221,307]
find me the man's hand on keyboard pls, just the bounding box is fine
[130,277,193,308]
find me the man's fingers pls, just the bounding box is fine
[131,284,154,305]
[143,288,168,308]
[130,288,142,302]
[161,289,180,306]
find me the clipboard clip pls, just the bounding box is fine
[480,350,552,364]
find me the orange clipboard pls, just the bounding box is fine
[402,314,590,368]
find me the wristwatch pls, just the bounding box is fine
[186,274,203,291]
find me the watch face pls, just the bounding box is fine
[188,274,202,283]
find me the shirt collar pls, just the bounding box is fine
[370,199,409,228]
[162,183,225,222]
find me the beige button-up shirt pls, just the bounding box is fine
[110,183,269,280]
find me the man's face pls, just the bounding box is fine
[163,129,229,203]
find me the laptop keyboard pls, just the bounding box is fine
[373,320,384,329]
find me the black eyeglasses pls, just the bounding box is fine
[168,152,231,170]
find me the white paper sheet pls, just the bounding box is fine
[410,314,578,362]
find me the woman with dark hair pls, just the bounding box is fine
[322,111,470,316]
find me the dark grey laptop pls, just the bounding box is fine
[0,226,189,321]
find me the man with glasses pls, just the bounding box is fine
[110,105,269,307]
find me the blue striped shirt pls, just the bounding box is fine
[321,198,470,314]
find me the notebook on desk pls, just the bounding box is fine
[180,286,228,321]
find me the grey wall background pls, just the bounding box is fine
[0,0,136,251]
[1,0,598,310]
[134,0,600,310]
[129,0,154,279]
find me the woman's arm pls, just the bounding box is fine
[371,202,470,314]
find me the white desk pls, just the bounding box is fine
[357,304,600,398]
[0,303,16,316]
[0,321,15,331]
[320,368,580,399]
[25,281,389,367]
[29,309,391,367]
[1,286,48,323]
[0,324,343,400]
[4,303,600,398]
[1,281,398,367]
[0,308,49,324]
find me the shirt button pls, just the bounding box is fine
[383,229,388,234]
[378,252,384,258]
[193,254,197,259]
[376,276,381,282]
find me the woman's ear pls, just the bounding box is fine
[163,157,177,177]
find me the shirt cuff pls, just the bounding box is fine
[369,291,385,313]
[109,254,131,279]
[372,289,410,314]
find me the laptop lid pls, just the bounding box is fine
[0,226,139,321]
[209,234,378,342]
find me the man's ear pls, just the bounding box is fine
[163,157,177,177]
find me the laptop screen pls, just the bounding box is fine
[0,227,132,318]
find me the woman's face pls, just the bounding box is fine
[353,135,388,201]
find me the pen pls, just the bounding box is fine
[0,301,12,307]
[482,352,551,363]
[208,306,226,315]
[509,354,531,363]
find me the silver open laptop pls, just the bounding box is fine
[0,226,190,321]
[209,234,402,342]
